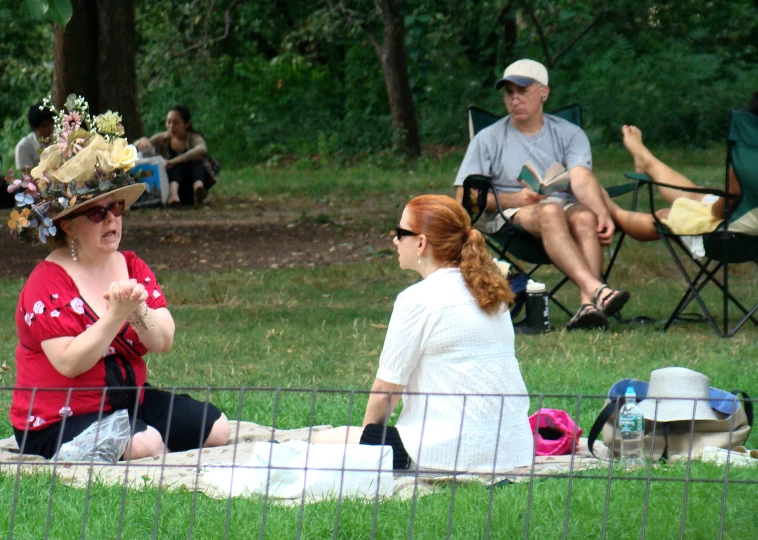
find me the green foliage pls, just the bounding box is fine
[25,0,72,27]
[0,4,54,167]
[3,0,758,166]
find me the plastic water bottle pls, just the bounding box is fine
[619,387,645,466]
[524,280,549,333]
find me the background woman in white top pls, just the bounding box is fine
[313,195,533,473]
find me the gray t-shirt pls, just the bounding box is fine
[15,132,43,170]
[454,113,593,203]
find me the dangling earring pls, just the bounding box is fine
[70,239,78,262]
[418,259,422,265]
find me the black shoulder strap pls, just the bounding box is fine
[731,390,754,427]
[588,399,619,459]
[104,354,137,412]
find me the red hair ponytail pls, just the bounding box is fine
[406,195,513,314]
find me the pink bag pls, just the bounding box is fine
[529,408,583,456]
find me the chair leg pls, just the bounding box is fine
[660,236,723,336]
[547,276,573,317]
[602,231,626,283]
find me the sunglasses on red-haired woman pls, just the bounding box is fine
[73,200,126,223]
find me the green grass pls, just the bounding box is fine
[2,149,757,538]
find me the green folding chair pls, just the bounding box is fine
[461,104,641,317]
[625,109,758,337]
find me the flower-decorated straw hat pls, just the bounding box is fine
[5,95,144,244]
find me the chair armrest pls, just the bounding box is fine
[623,172,738,199]
[605,181,640,199]
[461,175,493,226]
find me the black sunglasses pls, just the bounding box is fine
[395,226,418,239]
[73,200,126,223]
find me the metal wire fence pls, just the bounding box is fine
[1,386,756,539]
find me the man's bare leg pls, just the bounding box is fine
[565,205,603,279]
[514,203,606,305]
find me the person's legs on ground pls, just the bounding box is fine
[311,425,411,470]
[123,424,165,459]
[188,160,209,205]
[14,411,162,460]
[203,414,231,447]
[139,386,227,452]
[14,412,118,459]
[166,162,187,205]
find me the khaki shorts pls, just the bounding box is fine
[479,196,578,234]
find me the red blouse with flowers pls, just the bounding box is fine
[10,252,167,431]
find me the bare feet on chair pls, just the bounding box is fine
[622,125,654,174]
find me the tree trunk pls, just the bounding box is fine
[96,0,143,140]
[378,0,420,158]
[53,0,98,110]
[53,0,143,140]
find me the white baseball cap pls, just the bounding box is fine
[494,59,549,89]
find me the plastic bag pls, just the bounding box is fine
[53,410,131,463]
[529,408,583,456]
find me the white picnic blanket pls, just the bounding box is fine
[0,422,610,503]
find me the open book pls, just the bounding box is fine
[518,161,570,195]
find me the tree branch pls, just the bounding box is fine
[327,0,382,57]
[518,0,553,67]
[519,1,634,69]
[551,10,632,66]
[171,0,241,59]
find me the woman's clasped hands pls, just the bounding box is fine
[103,279,149,320]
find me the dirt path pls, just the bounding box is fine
[2,198,401,279]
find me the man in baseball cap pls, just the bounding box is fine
[494,59,549,89]
[454,59,630,330]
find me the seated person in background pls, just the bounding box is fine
[8,99,229,459]
[454,59,630,330]
[606,92,758,241]
[312,195,534,473]
[15,102,55,170]
[134,105,214,206]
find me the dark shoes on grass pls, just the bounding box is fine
[566,286,631,331]
[566,303,608,331]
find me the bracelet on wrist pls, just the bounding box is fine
[127,302,157,332]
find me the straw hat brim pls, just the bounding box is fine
[52,183,145,221]
[637,398,720,422]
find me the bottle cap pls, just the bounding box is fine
[526,279,546,293]
[625,387,636,397]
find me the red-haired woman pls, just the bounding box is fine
[312,195,533,473]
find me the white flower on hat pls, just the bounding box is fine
[33,301,45,314]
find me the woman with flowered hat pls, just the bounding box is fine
[6,96,230,459]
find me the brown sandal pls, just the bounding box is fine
[566,303,608,331]
[593,285,631,317]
